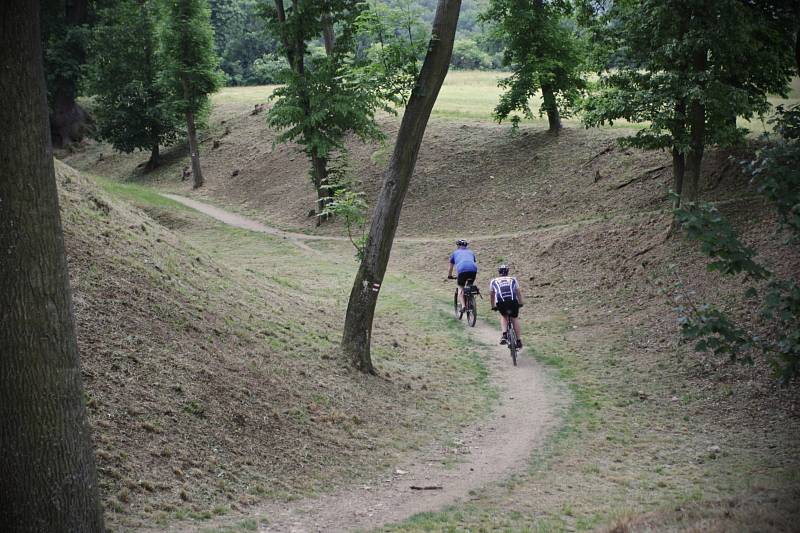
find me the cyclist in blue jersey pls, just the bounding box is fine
[447,239,478,313]
[489,264,524,348]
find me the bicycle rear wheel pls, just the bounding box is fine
[507,323,517,366]
[466,294,477,327]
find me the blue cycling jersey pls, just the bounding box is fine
[450,248,478,274]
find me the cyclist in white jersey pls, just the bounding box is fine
[489,264,524,348]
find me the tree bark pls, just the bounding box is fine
[322,12,335,55]
[685,49,707,204]
[341,0,462,373]
[541,83,561,132]
[671,98,687,208]
[311,149,330,223]
[145,142,160,172]
[49,0,90,148]
[274,0,331,216]
[182,77,204,188]
[0,2,104,531]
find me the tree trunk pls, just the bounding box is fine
[541,83,561,132]
[685,49,707,204]
[0,2,104,531]
[186,108,203,188]
[341,0,462,373]
[795,24,799,75]
[145,143,160,172]
[672,148,686,208]
[322,12,335,55]
[274,0,331,216]
[671,98,687,208]
[181,76,203,189]
[311,149,330,224]
[49,0,90,148]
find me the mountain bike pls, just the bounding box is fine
[449,276,479,327]
[494,303,523,366]
[503,309,518,366]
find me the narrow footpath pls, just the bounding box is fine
[161,194,567,533]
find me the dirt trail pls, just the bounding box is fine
[161,192,669,245]
[250,320,563,533]
[162,194,566,533]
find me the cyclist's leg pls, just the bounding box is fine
[509,302,522,346]
[511,316,522,337]
[457,271,475,309]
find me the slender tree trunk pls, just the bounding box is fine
[341,0,462,373]
[145,143,160,172]
[274,0,331,216]
[672,148,686,208]
[685,49,707,204]
[186,108,203,188]
[671,98,687,208]
[541,83,561,132]
[311,149,330,224]
[322,13,335,55]
[181,77,203,189]
[0,2,104,530]
[795,24,799,75]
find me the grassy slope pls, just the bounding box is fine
[57,161,495,530]
[62,71,800,531]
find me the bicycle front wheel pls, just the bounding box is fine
[454,289,462,319]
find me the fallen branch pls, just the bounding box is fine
[410,485,443,490]
[612,165,667,190]
[581,144,614,167]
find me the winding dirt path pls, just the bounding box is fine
[162,194,567,532]
[161,192,670,246]
[254,319,563,533]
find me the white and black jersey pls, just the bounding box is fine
[489,276,519,302]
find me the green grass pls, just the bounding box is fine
[91,175,191,212]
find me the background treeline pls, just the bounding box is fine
[210,0,497,87]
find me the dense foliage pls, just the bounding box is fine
[675,106,800,383]
[265,0,422,213]
[159,0,222,122]
[88,0,182,167]
[481,0,586,130]
[209,0,283,85]
[582,0,796,206]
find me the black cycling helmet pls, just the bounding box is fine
[456,239,469,247]
[498,264,509,276]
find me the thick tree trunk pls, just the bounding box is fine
[48,0,90,148]
[541,83,561,132]
[0,2,104,531]
[145,143,160,172]
[341,0,462,373]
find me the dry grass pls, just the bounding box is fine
[57,161,495,530]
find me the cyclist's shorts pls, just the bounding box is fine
[457,271,477,287]
[496,300,520,318]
